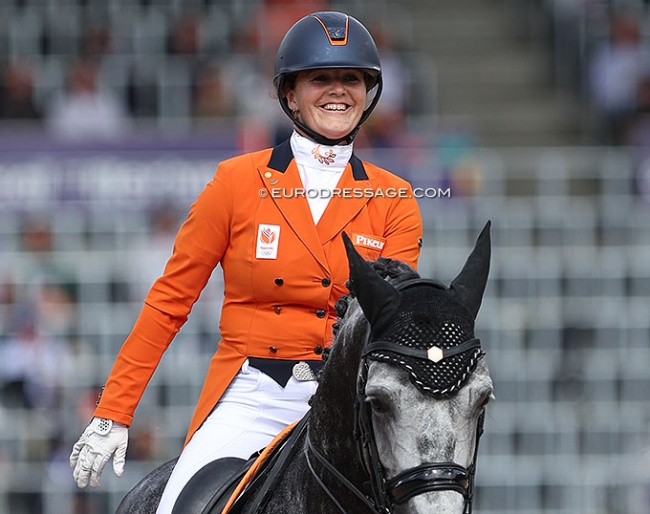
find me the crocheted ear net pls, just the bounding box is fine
[367,285,483,398]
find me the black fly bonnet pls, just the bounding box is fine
[364,277,483,398]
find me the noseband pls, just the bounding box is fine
[305,278,486,514]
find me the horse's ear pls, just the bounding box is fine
[449,221,491,319]
[342,231,399,327]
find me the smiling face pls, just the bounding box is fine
[284,68,368,143]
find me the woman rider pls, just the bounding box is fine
[70,11,423,513]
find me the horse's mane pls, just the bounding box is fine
[330,257,419,349]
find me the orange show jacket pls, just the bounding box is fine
[94,140,422,445]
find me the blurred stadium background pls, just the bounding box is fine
[0,0,649,513]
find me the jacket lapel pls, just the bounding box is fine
[259,141,327,268]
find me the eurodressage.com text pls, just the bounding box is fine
[259,187,452,199]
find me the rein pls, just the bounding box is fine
[305,430,385,514]
[304,278,486,513]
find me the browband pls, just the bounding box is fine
[363,338,482,363]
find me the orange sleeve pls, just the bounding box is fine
[94,165,233,425]
[380,184,423,271]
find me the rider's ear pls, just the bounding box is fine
[342,231,400,328]
[449,221,491,319]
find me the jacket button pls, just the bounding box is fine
[269,346,278,353]
[274,278,284,286]
[314,346,323,355]
[316,308,326,318]
[321,277,331,287]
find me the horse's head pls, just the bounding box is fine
[343,222,493,514]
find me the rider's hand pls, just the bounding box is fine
[69,417,129,488]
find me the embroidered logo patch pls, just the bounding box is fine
[353,233,386,251]
[256,224,280,259]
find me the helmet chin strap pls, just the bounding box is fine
[293,117,360,146]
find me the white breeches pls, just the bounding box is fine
[155,360,317,514]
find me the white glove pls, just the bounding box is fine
[70,417,129,488]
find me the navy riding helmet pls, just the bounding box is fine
[274,11,383,146]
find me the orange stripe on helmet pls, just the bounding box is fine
[313,13,349,46]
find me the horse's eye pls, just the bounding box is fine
[475,389,492,413]
[366,395,390,414]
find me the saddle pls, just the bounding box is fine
[171,414,309,514]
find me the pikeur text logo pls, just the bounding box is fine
[354,234,385,250]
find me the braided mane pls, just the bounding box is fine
[331,257,419,343]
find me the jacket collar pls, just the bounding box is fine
[268,139,368,180]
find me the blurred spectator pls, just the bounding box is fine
[248,0,330,59]
[164,12,210,123]
[80,24,113,61]
[191,61,234,119]
[358,23,411,148]
[0,61,42,120]
[4,218,77,301]
[126,66,159,119]
[37,281,76,336]
[623,74,650,146]
[126,423,156,461]
[624,75,650,203]
[167,11,205,81]
[0,301,71,410]
[587,10,650,144]
[45,58,130,141]
[0,217,77,411]
[221,45,288,150]
[129,204,183,301]
[167,12,202,57]
[0,218,78,342]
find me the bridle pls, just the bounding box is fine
[354,343,485,514]
[305,278,486,514]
